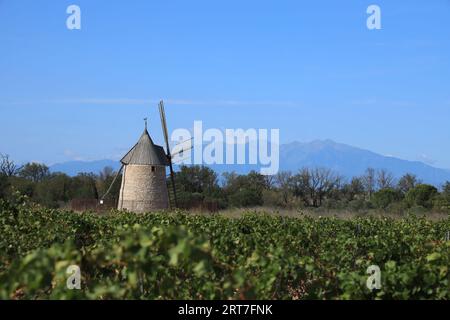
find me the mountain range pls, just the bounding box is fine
[49,140,450,187]
[278,140,450,186]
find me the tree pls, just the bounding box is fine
[443,181,450,196]
[223,171,267,207]
[341,177,365,202]
[376,169,395,190]
[371,188,401,210]
[174,165,224,208]
[290,168,341,207]
[7,176,35,198]
[34,173,72,208]
[433,181,450,211]
[176,165,219,195]
[263,175,276,190]
[397,173,420,194]
[290,168,311,206]
[69,173,99,200]
[0,173,10,199]
[0,154,21,176]
[228,188,263,207]
[18,162,50,182]
[362,168,376,199]
[275,171,293,206]
[309,168,341,207]
[405,184,438,209]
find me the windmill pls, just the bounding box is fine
[100,100,191,213]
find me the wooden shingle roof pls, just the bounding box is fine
[120,128,169,166]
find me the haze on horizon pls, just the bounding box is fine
[0,1,449,169]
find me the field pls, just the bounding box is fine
[0,199,449,300]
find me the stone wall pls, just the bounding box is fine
[118,164,169,213]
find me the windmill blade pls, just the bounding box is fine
[158,100,178,208]
[172,145,193,165]
[159,100,171,156]
[171,138,193,157]
[172,146,193,158]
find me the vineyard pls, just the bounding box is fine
[0,198,449,300]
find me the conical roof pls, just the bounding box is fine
[120,128,169,166]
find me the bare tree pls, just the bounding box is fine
[340,177,365,202]
[291,168,311,206]
[309,168,341,207]
[264,174,276,190]
[290,168,340,207]
[362,168,376,199]
[376,169,395,190]
[275,171,292,205]
[397,173,420,194]
[0,154,21,176]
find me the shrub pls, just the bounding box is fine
[405,184,438,209]
[371,189,402,210]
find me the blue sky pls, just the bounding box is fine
[1,0,449,168]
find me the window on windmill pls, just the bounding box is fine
[151,166,156,172]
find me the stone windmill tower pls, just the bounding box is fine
[99,101,181,213]
[117,119,170,213]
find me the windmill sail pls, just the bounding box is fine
[159,100,178,208]
[171,137,193,164]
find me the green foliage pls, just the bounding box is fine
[2,171,101,208]
[34,173,72,208]
[228,188,263,207]
[97,167,121,202]
[2,159,449,214]
[348,198,371,211]
[262,189,288,208]
[443,182,450,196]
[224,171,266,207]
[397,174,420,194]
[1,200,449,300]
[0,174,9,199]
[433,185,450,212]
[69,173,99,200]
[371,189,402,210]
[18,163,50,183]
[406,184,438,209]
[6,176,35,198]
[176,165,220,195]
[174,165,224,208]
